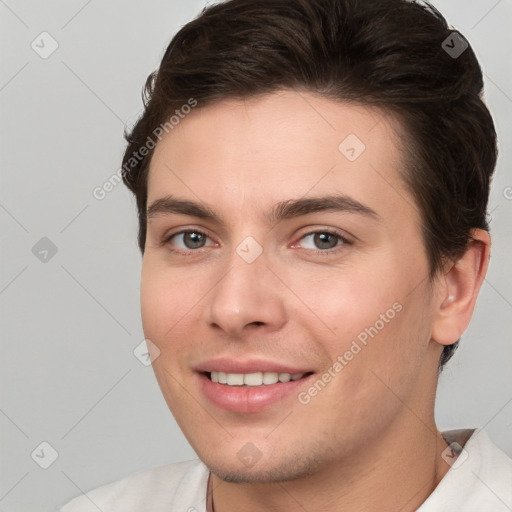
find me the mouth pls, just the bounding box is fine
[197,369,315,413]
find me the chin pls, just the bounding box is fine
[202,451,324,484]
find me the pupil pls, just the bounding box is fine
[184,232,205,249]
[314,233,337,249]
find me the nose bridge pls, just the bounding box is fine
[205,243,286,336]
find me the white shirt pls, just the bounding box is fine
[59,428,512,511]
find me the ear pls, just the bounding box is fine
[431,229,491,346]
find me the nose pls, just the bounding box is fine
[204,251,287,338]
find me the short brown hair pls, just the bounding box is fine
[122,0,497,368]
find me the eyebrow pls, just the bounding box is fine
[146,194,380,224]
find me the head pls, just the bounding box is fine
[122,0,495,482]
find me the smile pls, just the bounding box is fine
[198,370,315,413]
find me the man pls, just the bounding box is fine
[61,0,512,510]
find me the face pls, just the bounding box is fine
[141,90,441,483]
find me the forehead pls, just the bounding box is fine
[147,90,415,226]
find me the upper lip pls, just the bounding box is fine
[195,357,312,375]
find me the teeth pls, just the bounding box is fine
[263,372,279,384]
[226,373,244,385]
[209,371,305,386]
[244,372,263,386]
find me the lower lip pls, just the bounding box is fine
[198,373,314,413]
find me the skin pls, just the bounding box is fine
[141,90,490,512]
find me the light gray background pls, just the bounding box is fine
[1,1,511,511]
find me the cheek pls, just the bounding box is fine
[140,263,202,411]
[140,261,200,348]
[291,262,405,342]
[290,261,428,388]
[290,289,429,443]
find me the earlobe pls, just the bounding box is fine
[431,229,491,347]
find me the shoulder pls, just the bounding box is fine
[420,428,512,511]
[468,428,512,505]
[59,459,209,512]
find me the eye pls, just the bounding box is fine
[297,231,348,251]
[165,230,214,251]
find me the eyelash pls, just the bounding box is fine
[162,228,351,257]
